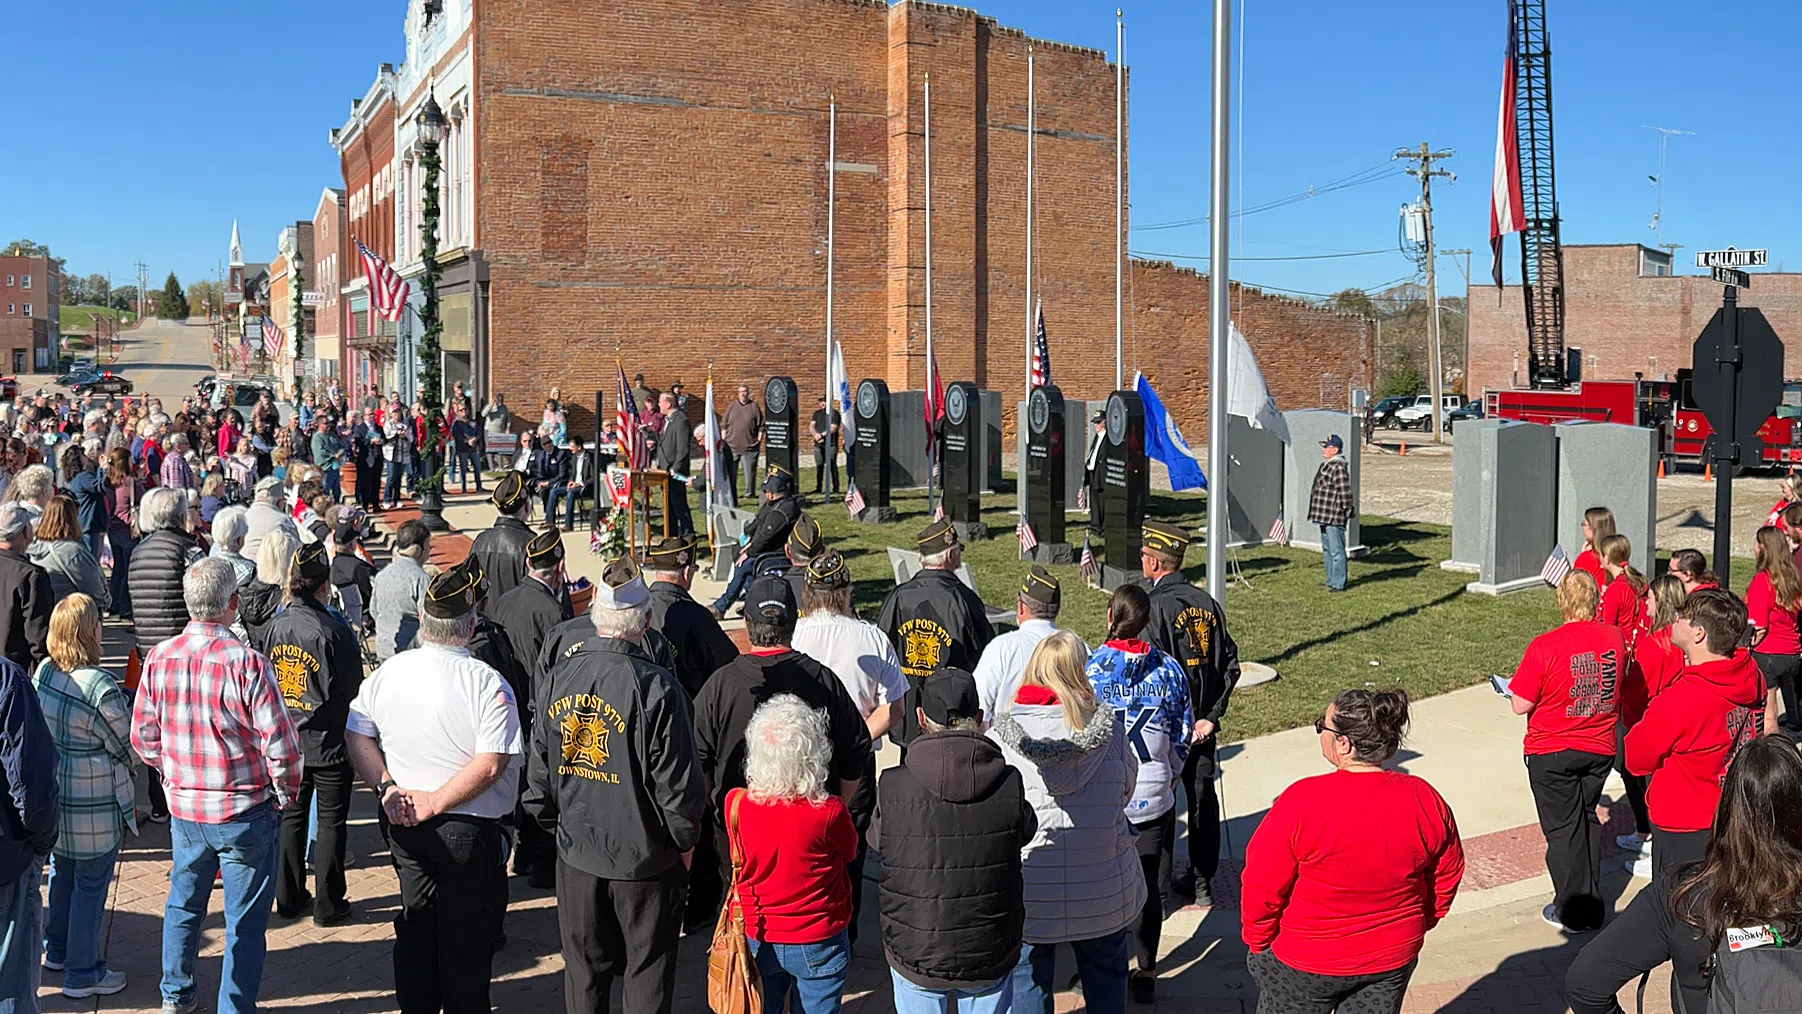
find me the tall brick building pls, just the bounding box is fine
[0,254,58,374]
[333,65,400,396]
[359,0,1369,439]
[311,188,347,383]
[1469,243,1802,396]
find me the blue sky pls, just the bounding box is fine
[5,1,1797,300]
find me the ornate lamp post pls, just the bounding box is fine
[414,94,450,530]
[290,248,306,394]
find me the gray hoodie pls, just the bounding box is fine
[27,538,109,612]
[989,699,1145,945]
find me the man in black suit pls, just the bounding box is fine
[653,393,693,536]
[546,435,596,531]
[533,437,571,523]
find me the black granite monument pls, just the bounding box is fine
[1024,385,1072,563]
[1101,389,1148,590]
[852,379,897,522]
[942,381,988,541]
[763,376,799,485]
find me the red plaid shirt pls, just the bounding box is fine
[130,622,302,824]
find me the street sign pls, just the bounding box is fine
[301,292,325,307]
[1712,266,1752,289]
[1691,306,1784,449]
[1695,247,1769,269]
[243,322,263,351]
[224,292,243,305]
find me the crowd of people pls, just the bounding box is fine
[3,372,1802,1014]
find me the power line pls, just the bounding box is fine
[1132,248,1391,263]
[1230,273,1418,300]
[1133,161,1406,232]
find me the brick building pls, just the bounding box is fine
[311,188,347,384]
[0,254,60,374]
[268,222,315,395]
[1469,243,1802,395]
[333,64,400,397]
[369,0,1369,439]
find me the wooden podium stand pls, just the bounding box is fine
[627,469,674,557]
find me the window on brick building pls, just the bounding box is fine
[6,305,12,315]
[22,304,30,318]
[4,276,12,286]
[19,275,28,289]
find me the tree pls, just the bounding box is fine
[187,280,223,318]
[1328,287,1376,318]
[84,274,110,308]
[3,239,66,277]
[109,287,138,313]
[157,272,190,319]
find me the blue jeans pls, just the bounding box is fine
[163,803,279,1014]
[44,849,118,989]
[320,466,341,501]
[1011,931,1130,1014]
[0,863,42,1014]
[1321,523,1348,591]
[384,459,407,504]
[547,485,589,528]
[890,967,1009,1014]
[711,557,756,614]
[453,445,482,488]
[750,931,849,1014]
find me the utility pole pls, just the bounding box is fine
[1395,143,1454,441]
[135,260,148,321]
[1441,248,1471,396]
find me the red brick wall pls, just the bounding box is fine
[1469,244,1802,395]
[472,0,1369,439]
[342,98,396,261]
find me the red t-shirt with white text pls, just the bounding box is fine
[1511,620,1623,757]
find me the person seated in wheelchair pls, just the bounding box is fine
[710,469,803,619]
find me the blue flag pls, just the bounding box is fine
[1134,372,1207,491]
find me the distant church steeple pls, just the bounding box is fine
[229,220,244,268]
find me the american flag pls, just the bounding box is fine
[1016,519,1038,555]
[845,481,865,517]
[261,315,285,365]
[1489,0,1526,286]
[357,239,411,322]
[1078,534,1100,586]
[1268,511,1289,546]
[1077,486,1088,512]
[933,500,945,522]
[1541,544,1572,586]
[1029,298,1050,388]
[924,339,945,456]
[614,362,648,470]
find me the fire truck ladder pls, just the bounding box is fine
[1517,0,1567,389]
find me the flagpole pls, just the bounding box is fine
[1021,47,1035,519]
[1115,10,1125,391]
[826,96,837,429]
[1206,0,1231,602]
[924,73,936,517]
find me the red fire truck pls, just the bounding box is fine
[1485,372,1802,468]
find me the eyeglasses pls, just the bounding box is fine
[1314,716,1344,738]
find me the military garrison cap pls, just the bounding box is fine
[525,528,564,569]
[424,563,483,619]
[1142,521,1193,557]
[594,558,650,610]
[763,469,796,495]
[1020,565,1060,607]
[916,517,959,553]
[788,514,824,557]
[644,535,696,570]
[804,549,851,589]
[294,541,330,583]
[491,471,529,514]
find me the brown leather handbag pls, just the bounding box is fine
[708,791,761,1014]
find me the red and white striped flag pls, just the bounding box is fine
[1016,519,1038,555]
[1489,0,1526,286]
[1541,544,1572,586]
[924,340,945,455]
[261,315,285,365]
[1268,511,1289,546]
[357,240,411,322]
[614,361,649,470]
[1078,534,1100,586]
[845,482,865,517]
[604,466,632,509]
[1029,299,1050,388]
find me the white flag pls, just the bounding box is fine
[704,377,730,507]
[1227,322,1292,445]
[829,340,851,420]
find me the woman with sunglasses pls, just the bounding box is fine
[1241,688,1463,1014]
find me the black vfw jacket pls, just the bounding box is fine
[876,568,996,746]
[468,515,534,609]
[262,597,364,766]
[492,575,573,734]
[648,580,739,698]
[1145,572,1242,727]
[522,635,707,881]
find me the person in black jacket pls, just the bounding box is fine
[0,651,60,1000]
[266,541,364,925]
[126,487,199,660]
[1140,521,1241,907]
[709,471,802,619]
[652,393,694,537]
[879,669,1036,1010]
[644,535,738,699]
[467,471,534,611]
[0,504,51,672]
[491,528,573,888]
[876,519,997,748]
[349,410,383,512]
[522,558,706,1014]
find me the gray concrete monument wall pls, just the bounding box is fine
[1446,418,1485,571]
[1555,422,1658,575]
[887,389,1002,492]
[1017,397,1094,507]
[1457,419,1558,595]
[1281,409,1366,556]
[1226,416,1284,548]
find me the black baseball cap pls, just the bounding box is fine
[920,668,982,725]
[745,574,797,624]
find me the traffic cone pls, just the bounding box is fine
[1657,459,1666,479]
[1399,441,1407,457]
[1704,461,1713,482]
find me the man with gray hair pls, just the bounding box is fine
[876,519,996,748]
[0,501,50,669]
[346,560,522,1014]
[131,556,302,1014]
[128,486,201,662]
[524,558,706,1013]
[241,476,298,565]
[160,431,196,491]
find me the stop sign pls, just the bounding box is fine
[1690,306,1784,460]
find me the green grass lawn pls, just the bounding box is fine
[795,484,1563,743]
[56,304,126,334]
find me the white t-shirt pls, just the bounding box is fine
[973,619,1086,724]
[792,611,909,739]
[346,642,523,819]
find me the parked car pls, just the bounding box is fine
[1369,395,1412,429]
[68,357,95,373]
[1393,394,1465,431]
[0,377,18,400]
[1443,401,1485,432]
[72,371,132,396]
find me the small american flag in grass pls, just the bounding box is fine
[1016,519,1038,555]
[1268,511,1289,546]
[845,482,865,517]
[1541,545,1572,586]
[1078,534,1099,586]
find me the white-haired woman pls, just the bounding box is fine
[209,505,256,585]
[126,486,200,661]
[991,630,1145,1014]
[728,694,860,1014]
[6,462,55,525]
[239,529,297,651]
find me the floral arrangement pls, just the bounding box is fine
[590,504,632,560]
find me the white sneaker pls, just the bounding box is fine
[1627,854,1654,879]
[63,970,127,998]
[1616,833,1647,853]
[1541,903,1567,931]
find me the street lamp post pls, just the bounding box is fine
[415,94,449,530]
[290,249,306,395]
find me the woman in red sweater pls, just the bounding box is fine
[727,694,859,1014]
[1616,574,1687,878]
[1242,688,1463,1014]
[1596,534,1646,641]
[1747,525,1802,737]
[1509,570,1622,934]
[1572,507,1615,589]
